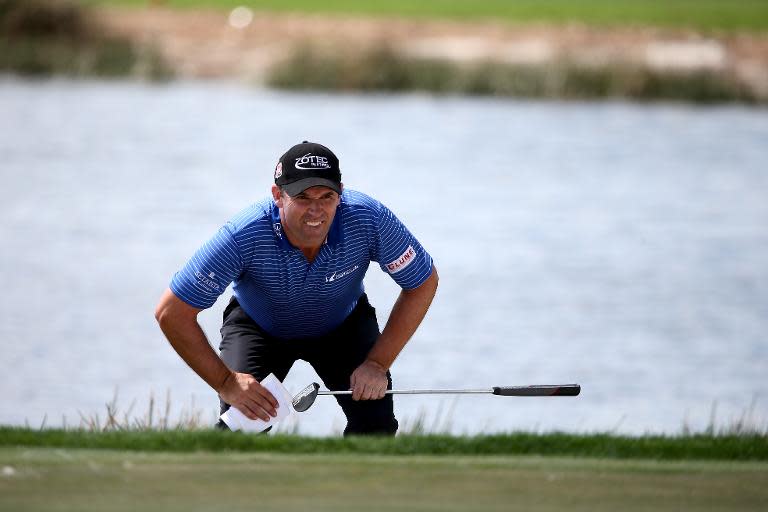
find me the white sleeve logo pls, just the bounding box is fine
[386,245,416,274]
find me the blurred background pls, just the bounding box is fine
[1,0,767,436]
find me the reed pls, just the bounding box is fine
[5,388,766,459]
[267,44,761,104]
[0,0,171,78]
[72,389,214,432]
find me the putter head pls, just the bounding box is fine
[292,382,320,412]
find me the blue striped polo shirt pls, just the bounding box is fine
[170,189,433,339]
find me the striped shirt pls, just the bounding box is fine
[170,189,433,339]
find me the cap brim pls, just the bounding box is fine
[281,178,342,196]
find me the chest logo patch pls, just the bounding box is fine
[325,265,360,283]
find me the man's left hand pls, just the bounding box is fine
[350,359,388,400]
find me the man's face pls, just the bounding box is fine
[272,184,342,249]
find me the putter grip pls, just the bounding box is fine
[493,385,580,396]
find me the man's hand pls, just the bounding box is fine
[218,371,279,421]
[350,360,388,401]
[354,266,438,400]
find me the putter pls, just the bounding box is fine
[292,383,580,412]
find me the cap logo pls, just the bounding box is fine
[295,153,331,170]
[274,162,283,179]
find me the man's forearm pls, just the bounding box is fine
[366,266,439,369]
[155,289,279,421]
[155,290,231,392]
[161,323,229,390]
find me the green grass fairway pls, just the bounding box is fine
[81,0,768,32]
[1,447,767,512]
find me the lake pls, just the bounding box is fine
[1,78,766,435]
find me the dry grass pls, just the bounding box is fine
[26,387,763,438]
[73,389,213,432]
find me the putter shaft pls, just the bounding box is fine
[319,389,492,395]
[293,384,580,412]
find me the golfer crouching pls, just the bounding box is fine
[155,141,438,435]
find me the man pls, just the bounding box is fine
[155,141,438,435]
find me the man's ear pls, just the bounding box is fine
[271,184,283,207]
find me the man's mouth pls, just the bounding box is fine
[305,220,323,227]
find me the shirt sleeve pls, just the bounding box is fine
[372,203,434,290]
[169,223,243,309]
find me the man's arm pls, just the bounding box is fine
[154,288,278,421]
[350,265,439,400]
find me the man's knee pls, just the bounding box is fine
[342,404,398,436]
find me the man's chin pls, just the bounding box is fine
[301,226,330,242]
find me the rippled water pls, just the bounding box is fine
[1,78,767,435]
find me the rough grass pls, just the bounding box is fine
[81,0,768,32]
[0,0,171,78]
[266,45,762,104]
[2,427,767,461]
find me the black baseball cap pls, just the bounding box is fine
[274,141,342,196]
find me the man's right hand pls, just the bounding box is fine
[218,372,279,421]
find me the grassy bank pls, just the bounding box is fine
[0,0,170,78]
[4,429,766,510]
[267,45,761,104]
[2,447,767,512]
[82,0,768,32]
[2,427,767,461]
[5,2,765,102]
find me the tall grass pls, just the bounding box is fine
[74,390,212,432]
[16,387,768,438]
[0,0,171,78]
[4,388,765,463]
[267,44,762,104]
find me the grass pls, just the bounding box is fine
[1,447,767,512]
[9,1,765,101]
[2,427,767,461]
[0,0,172,78]
[9,391,765,462]
[80,0,768,33]
[4,399,766,510]
[266,44,762,104]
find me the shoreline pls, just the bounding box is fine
[3,3,767,102]
[92,6,768,103]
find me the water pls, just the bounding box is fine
[1,78,767,435]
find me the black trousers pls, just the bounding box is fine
[217,294,398,436]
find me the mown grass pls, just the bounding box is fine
[2,427,767,461]
[3,447,767,512]
[81,0,768,32]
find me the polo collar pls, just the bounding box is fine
[270,202,291,250]
[270,202,343,251]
